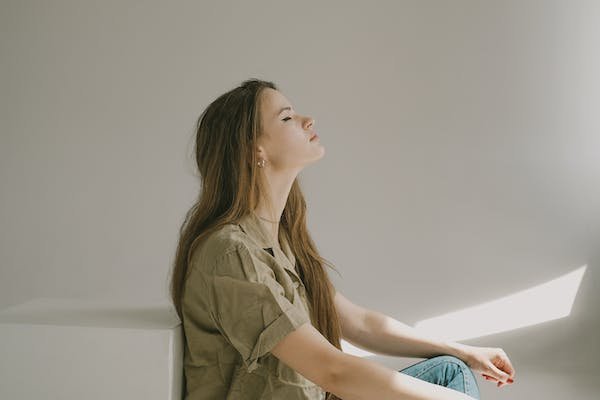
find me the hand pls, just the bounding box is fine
[455,344,516,388]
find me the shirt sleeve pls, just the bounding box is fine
[204,243,310,373]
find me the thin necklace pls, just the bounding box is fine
[252,210,281,248]
[253,210,280,224]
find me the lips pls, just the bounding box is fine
[309,132,318,141]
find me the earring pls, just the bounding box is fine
[257,159,266,168]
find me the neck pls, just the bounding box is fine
[254,172,296,244]
[253,209,282,246]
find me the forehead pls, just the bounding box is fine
[261,88,291,115]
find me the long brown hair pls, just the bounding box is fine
[169,78,343,399]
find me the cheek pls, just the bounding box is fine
[289,135,310,154]
[278,131,305,150]
[271,136,307,164]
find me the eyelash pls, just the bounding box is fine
[282,117,292,122]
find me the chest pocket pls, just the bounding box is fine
[262,246,311,316]
[261,247,297,303]
[283,269,315,330]
[284,267,306,296]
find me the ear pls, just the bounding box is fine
[255,143,267,159]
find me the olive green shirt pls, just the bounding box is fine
[182,211,327,399]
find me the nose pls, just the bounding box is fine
[304,116,314,130]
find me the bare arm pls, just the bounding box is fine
[335,290,467,359]
[351,308,467,359]
[271,322,474,400]
[329,352,475,400]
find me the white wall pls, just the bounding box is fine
[1,1,599,398]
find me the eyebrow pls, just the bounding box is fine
[276,106,292,117]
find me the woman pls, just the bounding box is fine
[169,78,515,399]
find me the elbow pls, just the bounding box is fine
[323,351,352,395]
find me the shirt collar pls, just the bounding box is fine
[237,211,299,276]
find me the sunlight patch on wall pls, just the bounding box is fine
[414,265,587,342]
[341,265,587,356]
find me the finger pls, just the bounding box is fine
[484,373,513,384]
[489,363,511,383]
[501,355,516,380]
[496,360,515,383]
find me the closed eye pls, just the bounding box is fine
[282,117,292,122]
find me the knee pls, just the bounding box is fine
[433,355,475,376]
[437,355,467,367]
[432,355,480,399]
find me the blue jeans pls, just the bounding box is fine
[398,355,481,399]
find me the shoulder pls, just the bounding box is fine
[188,223,254,273]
